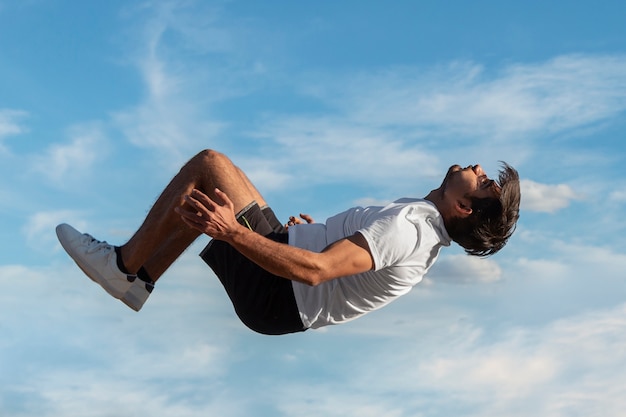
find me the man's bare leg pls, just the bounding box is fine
[140,164,266,281]
[120,150,267,278]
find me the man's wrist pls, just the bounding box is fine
[224,222,252,245]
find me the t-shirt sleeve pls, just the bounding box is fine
[358,208,420,271]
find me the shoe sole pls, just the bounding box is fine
[121,296,141,312]
[120,280,153,312]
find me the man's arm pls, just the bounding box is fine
[176,188,374,286]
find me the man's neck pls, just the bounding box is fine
[425,188,448,219]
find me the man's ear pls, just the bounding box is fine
[454,199,473,217]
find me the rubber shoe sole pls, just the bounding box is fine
[121,279,154,311]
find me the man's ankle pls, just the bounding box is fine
[137,266,154,284]
[114,246,134,275]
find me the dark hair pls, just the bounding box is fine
[445,162,520,257]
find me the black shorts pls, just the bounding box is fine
[199,202,306,335]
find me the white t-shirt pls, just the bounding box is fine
[289,198,451,329]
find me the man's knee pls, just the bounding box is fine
[192,149,231,169]
[185,149,237,178]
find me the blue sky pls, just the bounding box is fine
[2,0,626,416]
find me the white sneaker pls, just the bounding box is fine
[56,223,136,299]
[121,278,154,312]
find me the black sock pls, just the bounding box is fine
[115,246,154,283]
[114,246,132,275]
[137,266,153,284]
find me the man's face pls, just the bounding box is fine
[442,164,499,201]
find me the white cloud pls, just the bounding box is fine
[514,257,569,280]
[113,98,224,166]
[520,179,580,213]
[112,1,243,165]
[610,190,626,203]
[22,210,87,252]
[31,123,109,185]
[277,386,405,417]
[231,54,626,196]
[557,241,626,276]
[0,109,27,136]
[245,116,440,192]
[270,303,626,417]
[301,55,626,142]
[428,253,503,284]
[5,210,626,417]
[409,304,626,417]
[109,1,626,197]
[0,109,28,151]
[0,252,245,417]
[2,2,626,416]
[29,372,242,417]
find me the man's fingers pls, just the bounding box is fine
[183,195,211,220]
[190,188,234,211]
[177,205,204,223]
[189,189,216,209]
[213,187,234,209]
[300,213,315,224]
[179,212,197,227]
[285,213,315,228]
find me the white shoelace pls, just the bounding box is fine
[83,234,113,255]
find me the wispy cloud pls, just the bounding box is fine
[112,1,250,166]
[244,116,440,193]
[31,123,109,185]
[610,190,626,203]
[108,0,626,199]
[299,55,626,142]
[230,54,626,198]
[23,210,87,252]
[428,254,502,284]
[0,108,28,151]
[3,3,626,417]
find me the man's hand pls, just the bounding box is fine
[176,188,241,241]
[286,213,315,229]
[177,188,373,286]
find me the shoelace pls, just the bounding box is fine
[83,234,114,255]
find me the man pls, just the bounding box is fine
[56,149,520,335]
